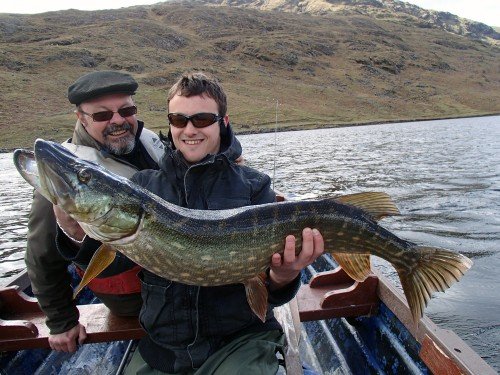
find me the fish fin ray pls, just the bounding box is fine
[332,253,371,282]
[243,273,269,323]
[335,192,400,220]
[396,246,472,322]
[73,244,117,299]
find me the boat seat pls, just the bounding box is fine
[0,285,144,352]
[0,267,380,353]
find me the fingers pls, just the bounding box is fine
[78,325,87,346]
[49,336,76,353]
[275,229,325,265]
[66,337,78,353]
[54,204,85,242]
[271,252,282,267]
[298,228,314,262]
[311,228,325,259]
[48,324,85,353]
[282,235,296,266]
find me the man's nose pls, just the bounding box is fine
[184,120,197,131]
[110,111,126,124]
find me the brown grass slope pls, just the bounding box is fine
[198,0,500,42]
[0,1,499,150]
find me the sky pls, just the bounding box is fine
[0,0,498,27]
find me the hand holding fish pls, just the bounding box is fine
[269,228,324,291]
[54,205,85,244]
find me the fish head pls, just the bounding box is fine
[33,139,143,242]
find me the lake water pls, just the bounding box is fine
[0,115,498,370]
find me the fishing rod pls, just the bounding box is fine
[272,98,279,191]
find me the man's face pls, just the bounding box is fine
[77,93,138,155]
[168,94,227,164]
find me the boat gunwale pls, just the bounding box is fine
[373,269,496,375]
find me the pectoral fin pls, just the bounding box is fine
[335,192,400,220]
[332,253,372,282]
[73,244,117,299]
[243,273,269,323]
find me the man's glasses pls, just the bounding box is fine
[168,113,222,128]
[79,106,137,122]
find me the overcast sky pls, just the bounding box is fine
[0,0,498,27]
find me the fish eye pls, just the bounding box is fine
[77,168,91,184]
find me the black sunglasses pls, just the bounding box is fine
[168,113,222,128]
[79,106,137,122]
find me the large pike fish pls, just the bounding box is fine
[14,140,472,323]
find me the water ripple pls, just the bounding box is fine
[240,115,500,370]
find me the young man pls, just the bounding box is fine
[25,71,164,353]
[125,72,324,374]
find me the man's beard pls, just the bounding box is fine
[102,122,136,155]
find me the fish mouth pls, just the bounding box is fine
[13,149,41,191]
[34,140,78,206]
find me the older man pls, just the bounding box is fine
[25,71,164,353]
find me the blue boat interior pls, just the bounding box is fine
[1,256,431,374]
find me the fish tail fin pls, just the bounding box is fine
[396,246,473,322]
[331,253,372,282]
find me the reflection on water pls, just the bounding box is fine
[0,115,499,370]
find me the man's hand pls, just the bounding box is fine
[269,228,324,291]
[53,205,85,243]
[48,323,87,352]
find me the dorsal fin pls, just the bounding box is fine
[335,192,400,221]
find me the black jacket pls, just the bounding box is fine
[131,125,300,373]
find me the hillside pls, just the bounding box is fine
[199,0,500,43]
[0,0,499,150]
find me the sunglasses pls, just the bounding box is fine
[79,106,137,122]
[168,113,222,128]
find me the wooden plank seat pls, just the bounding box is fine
[0,286,145,352]
[0,267,378,352]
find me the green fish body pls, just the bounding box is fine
[14,140,473,322]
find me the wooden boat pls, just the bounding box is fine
[0,255,495,375]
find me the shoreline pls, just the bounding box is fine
[1,112,498,153]
[235,112,500,135]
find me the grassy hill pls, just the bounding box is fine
[0,0,499,150]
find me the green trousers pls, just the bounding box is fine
[124,330,285,375]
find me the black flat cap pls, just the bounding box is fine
[68,71,138,105]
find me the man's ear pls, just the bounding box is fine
[75,110,87,127]
[219,115,229,137]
